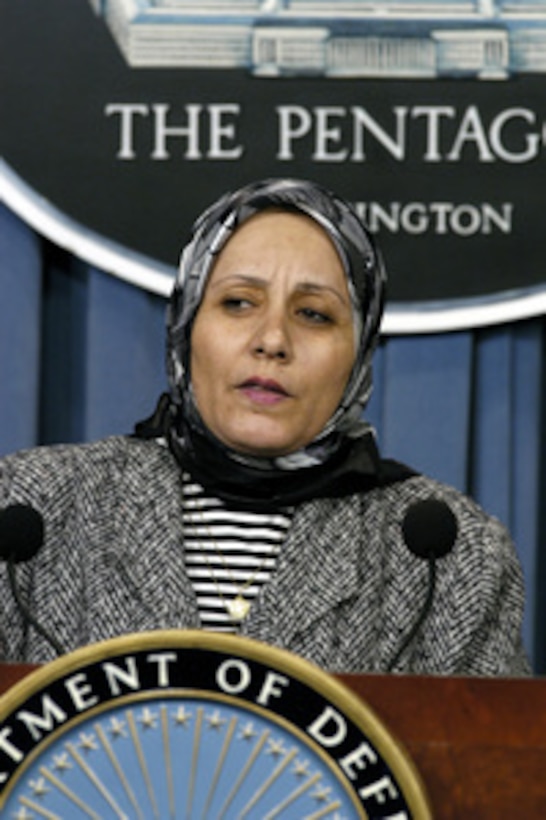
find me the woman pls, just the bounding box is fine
[0,179,530,675]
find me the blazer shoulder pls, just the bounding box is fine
[0,436,177,508]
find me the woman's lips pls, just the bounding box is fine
[238,378,290,406]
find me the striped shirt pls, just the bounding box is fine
[182,475,293,632]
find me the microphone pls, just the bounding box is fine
[387,498,458,672]
[1,504,65,657]
[402,498,458,561]
[0,504,44,562]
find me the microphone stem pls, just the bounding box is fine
[387,556,437,673]
[7,560,65,657]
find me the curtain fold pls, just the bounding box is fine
[0,204,42,453]
[1,202,544,670]
[83,266,166,441]
[470,324,543,656]
[369,332,473,490]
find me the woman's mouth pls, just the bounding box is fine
[238,378,290,406]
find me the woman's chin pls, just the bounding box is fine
[221,428,305,460]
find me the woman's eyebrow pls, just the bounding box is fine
[296,281,350,306]
[207,274,266,291]
[208,274,350,306]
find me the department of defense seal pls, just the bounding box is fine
[0,630,432,818]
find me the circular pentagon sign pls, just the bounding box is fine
[0,631,432,818]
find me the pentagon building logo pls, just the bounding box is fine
[90,0,546,80]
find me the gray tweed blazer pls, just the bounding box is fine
[0,436,530,675]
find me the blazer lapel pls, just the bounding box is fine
[87,442,200,641]
[243,497,361,647]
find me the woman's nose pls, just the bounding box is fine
[252,311,292,360]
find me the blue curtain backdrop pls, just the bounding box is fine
[1,202,544,672]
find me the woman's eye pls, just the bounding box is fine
[222,297,253,311]
[298,307,332,324]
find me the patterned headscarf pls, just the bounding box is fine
[166,178,386,473]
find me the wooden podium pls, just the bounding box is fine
[2,664,546,818]
[343,673,546,818]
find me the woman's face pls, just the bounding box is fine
[190,210,356,457]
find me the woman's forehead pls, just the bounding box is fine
[207,208,349,286]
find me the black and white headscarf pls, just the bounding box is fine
[167,178,384,460]
[137,178,405,507]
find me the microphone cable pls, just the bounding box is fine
[387,498,458,673]
[1,504,65,657]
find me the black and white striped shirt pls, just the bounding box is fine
[182,476,293,632]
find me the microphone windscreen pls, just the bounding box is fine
[0,504,45,563]
[402,498,457,560]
